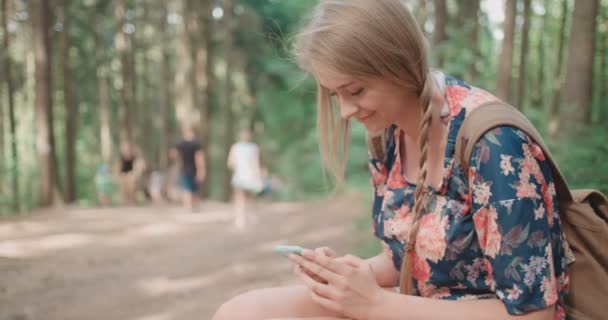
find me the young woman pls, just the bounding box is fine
[213,1,569,319]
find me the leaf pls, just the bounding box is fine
[450,261,466,281]
[485,131,503,147]
[505,257,524,282]
[501,224,530,255]
[527,231,547,248]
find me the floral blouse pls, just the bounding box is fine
[369,73,569,318]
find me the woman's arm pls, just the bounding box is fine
[370,290,554,320]
[364,251,399,288]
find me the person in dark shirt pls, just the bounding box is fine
[118,141,141,205]
[170,126,206,210]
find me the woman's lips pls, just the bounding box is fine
[357,112,374,121]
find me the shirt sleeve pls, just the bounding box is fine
[468,126,563,315]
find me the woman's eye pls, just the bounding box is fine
[351,88,364,96]
[330,91,337,97]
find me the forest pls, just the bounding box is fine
[0,0,607,215]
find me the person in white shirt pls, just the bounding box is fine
[227,130,263,229]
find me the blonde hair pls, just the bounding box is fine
[294,0,434,293]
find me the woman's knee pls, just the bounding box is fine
[212,289,267,320]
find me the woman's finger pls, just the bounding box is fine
[288,253,341,284]
[315,246,336,258]
[294,265,336,299]
[301,250,353,277]
[309,290,343,315]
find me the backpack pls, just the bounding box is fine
[366,102,608,319]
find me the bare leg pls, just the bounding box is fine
[212,285,347,320]
[233,188,247,229]
[182,191,193,210]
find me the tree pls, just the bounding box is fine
[561,0,600,135]
[432,0,448,67]
[32,0,61,207]
[416,0,428,35]
[516,0,531,109]
[115,0,133,145]
[60,0,77,202]
[496,0,517,102]
[195,0,213,196]
[221,0,235,201]
[548,0,569,137]
[466,0,480,83]
[1,0,18,211]
[532,0,548,107]
[158,0,170,169]
[94,1,113,166]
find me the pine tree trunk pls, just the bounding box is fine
[548,0,569,138]
[533,0,547,108]
[2,0,18,211]
[432,0,447,67]
[32,0,60,207]
[174,0,197,128]
[94,8,112,166]
[467,0,480,83]
[195,0,213,197]
[158,0,170,169]
[560,0,599,136]
[60,0,77,203]
[221,0,235,201]
[516,0,531,110]
[601,12,608,124]
[496,0,516,102]
[115,0,133,145]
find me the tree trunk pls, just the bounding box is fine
[467,0,480,83]
[195,0,213,197]
[548,0,569,138]
[93,6,112,165]
[515,0,531,109]
[601,11,608,124]
[158,0,170,169]
[560,0,599,136]
[221,0,235,201]
[2,0,18,211]
[432,0,448,67]
[532,0,548,108]
[32,0,60,207]
[60,0,77,203]
[115,0,133,145]
[496,0,517,102]
[174,0,197,128]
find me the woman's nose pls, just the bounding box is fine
[339,99,358,120]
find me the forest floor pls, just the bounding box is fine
[0,194,367,320]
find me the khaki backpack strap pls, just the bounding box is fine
[454,102,573,203]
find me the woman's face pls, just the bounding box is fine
[315,66,419,133]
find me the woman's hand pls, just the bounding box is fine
[289,249,384,320]
[294,247,336,284]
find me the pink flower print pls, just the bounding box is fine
[534,203,545,221]
[387,157,407,189]
[416,211,449,263]
[410,250,431,283]
[541,275,558,306]
[483,258,496,291]
[384,210,412,241]
[506,284,523,301]
[382,189,395,211]
[542,183,555,227]
[369,162,387,186]
[418,283,450,299]
[473,206,502,258]
[466,88,497,107]
[530,143,546,161]
[500,154,515,176]
[521,143,545,183]
[446,85,469,117]
[473,180,493,206]
[516,181,540,200]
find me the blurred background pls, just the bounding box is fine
[0,0,607,319]
[0,0,607,213]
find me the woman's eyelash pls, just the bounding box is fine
[351,88,364,96]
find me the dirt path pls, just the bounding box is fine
[0,195,367,320]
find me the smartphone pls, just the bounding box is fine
[273,245,305,256]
